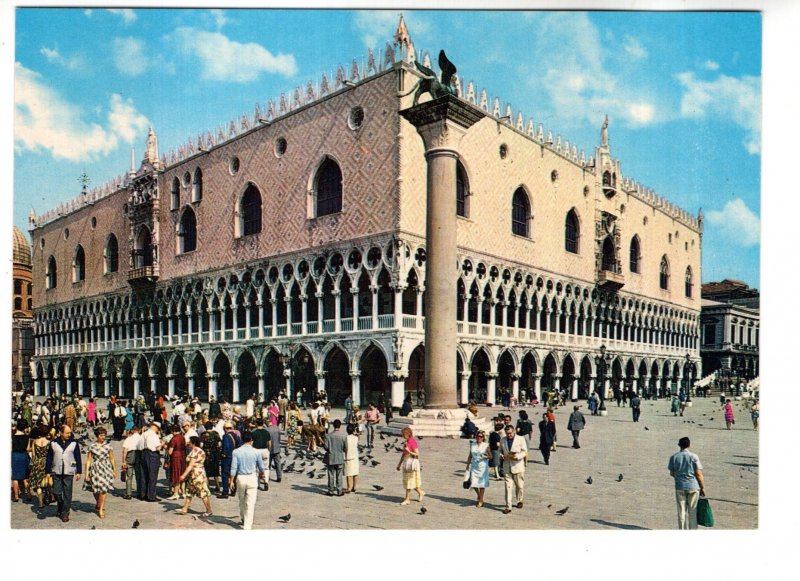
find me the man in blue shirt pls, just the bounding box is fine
[667,436,706,529]
[230,431,266,530]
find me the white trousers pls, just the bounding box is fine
[675,489,699,530]
[503,471,525,508]
[236,474,258,530]
[259,449,271,482]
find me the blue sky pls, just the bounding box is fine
[12,8,761,287]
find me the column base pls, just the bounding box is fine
[382,408,492,438]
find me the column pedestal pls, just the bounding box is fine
[391,375,406,409]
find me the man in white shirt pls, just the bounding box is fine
[172,399,187,425]
[141,422,164,502]
[182,421,199,441]
[121,426,143,500]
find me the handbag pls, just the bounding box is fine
[697,497,714,527]
[120,466,127,482]
[402,457,420,472]
[462,469,472,489]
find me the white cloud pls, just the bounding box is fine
[677,71,761,154]
[623,35,648,59]
[14,63,149,162]
[106,9,136,24]
[703,60,720,71]
[113,37,148,76]
[172,27,297,82]
[40,46,86,71]
[353,11,430,49]
[209,9,228,30]
[529,13,660,128]
[706,198,760,247]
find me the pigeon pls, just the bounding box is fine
[547,504,552,509]
[132,519,140,529]
[380,434,386,440]
[709,418,714,422]
[373,485,384,491]
[90,525,96,530]
[308,470,315,478]
[278,513,291,523]
[585,476,593,485]
[394,446,404,452]
[617,473,624,482]
[371,460,380,467]
[300,462,306,467]
[698,424,704,427]
[644,426,649,431]
[418,436,424,440]
[419,507,427,515]
[555,507,569,515]
[317,473,325,479]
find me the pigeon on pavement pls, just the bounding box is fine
[617,473,624,482]
[132,519,140,529]
[585,476,593,485]
[555,507,569,515]
[278,513,291,523]
[419,507,427,515]
[373,485,384,491]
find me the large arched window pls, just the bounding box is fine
[685,266,693,298]
[456,161,469,218]
[105,234,119,274]
[46,256,57,289]
[565,209,580,253]
[192,167,203,202]
[629,235,641,273]
[315,158,343,217]
[14,279,22,294]
[178,207,197,254]
[135,227,153,268]
[72,245,86,282]
[511,187,531,238]
[171,177,180,210]
[240,184,262,236]
[660,255,670,290]
[601,237,617,272]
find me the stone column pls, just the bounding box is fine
[188,378,195,398]
[459,372,471,406]
[168,375,175,398]
[258,375,265,399]
[333,291,342,333]
[486,373,498,405]
[589,377,596,396]
[244,303,251,339]
[133,376,141,398]
[415,289,424,326]
[232,373,240,403]
[104,378,111,398]
[351,288,359,329]
[570,377,578,401]
[270,299,278,337]
[89,375,97,397]
[285,296,293,336]
[400,95,482,409]
[394,286,404,327]
[209,374,218,401]
[315,371,326,401]
[371,286,379,329]
[301,294,308,335]
[533,374,542,402]
[511,374,519,402]
[257,301,264,338]
[350,372,361,407]
[391,374,407,408]
[316,292,324,331]
[283,369,292,399]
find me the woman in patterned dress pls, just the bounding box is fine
[177,436,213,516]
[27,426,51,508]
[286,401,301,447]
[85,427,116,518]
[201,422,221,494]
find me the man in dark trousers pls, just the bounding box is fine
[265,420,283,483]
[219,421,242,498]
[631,393,642,422]
[45,424,82,522]
[141,421,163,501]
[566,405,586,449]
[208,395,222,421]
[323,419,348,496]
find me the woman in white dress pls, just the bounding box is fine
[465,430,490,508]
[343,424,360,493]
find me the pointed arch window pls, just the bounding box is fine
[456,161,469,218]
[315,158,343,217]
[565,209,580,253]
[660,255,670,290]
[240,184,262,236]
[685,266,693,298]
[171,177,180,210]
[46,256,57,289]
[511,187,531,238]
[105,234,119,274]
[601,237,617,272]
[135,227,153,268]
[178,207,197,254]
[72,245,86,282]
[192,167,203,202]
[630,236,641,273]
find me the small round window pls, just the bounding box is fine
[63,228,69,240]
[275,137,287,157]
[348,106,364,130]
[643,217,648,226]
[499,144,508,159]
[583,185,590,197]
[91,217,97,229]
[620,204,626,214]
[229,156,240,175]
[550,169,559,182]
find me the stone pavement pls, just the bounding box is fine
[11,396,757,530]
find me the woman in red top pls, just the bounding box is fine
[396,427,425,506]
[167,424,187,499]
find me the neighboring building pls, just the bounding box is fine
[700,279,759,387]
[12,225,34,393]
[27,19,702,406]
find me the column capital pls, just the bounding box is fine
[315,371,327,379]
[400,94,484,151]
[389,373,407,382]
[485,372,499,380]
[349,371,361,379]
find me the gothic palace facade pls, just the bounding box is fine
[29,25,703,407]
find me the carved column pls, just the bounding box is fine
[232,373,240,403]
[167,375,175,398]
[333,290,342,333]
[460,372,471,406]
[351,372,361,407]
[486,372,498,405]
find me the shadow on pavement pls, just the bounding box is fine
[729,462,758,468]
[590,518,650,530]
[707,497,758,507]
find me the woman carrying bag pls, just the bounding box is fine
[464,431,490,508]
